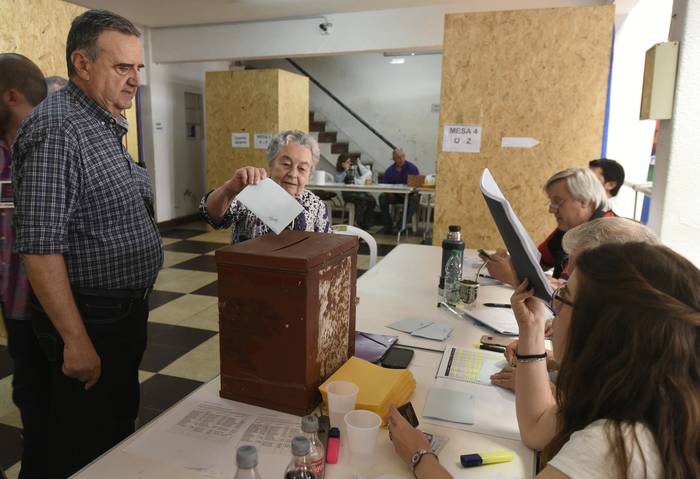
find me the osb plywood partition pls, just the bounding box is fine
[433,5,613,248]
[205,69,309,191]
[278,69,309,133]
[0,0,85,76]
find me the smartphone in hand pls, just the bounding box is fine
[478,249,492,260]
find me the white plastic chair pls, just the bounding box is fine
[332,224,377,269]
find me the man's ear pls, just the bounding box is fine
[2,89,24,107]
[604,181,617,193]
[71,50,92,81]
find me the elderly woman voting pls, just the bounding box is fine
[200,130,331,243]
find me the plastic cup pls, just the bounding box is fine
[326,381,359,429]
[344,409,381,468]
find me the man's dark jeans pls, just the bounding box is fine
[30,290,149,478]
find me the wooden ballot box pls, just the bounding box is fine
[216,230,358,415]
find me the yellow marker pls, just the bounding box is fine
[460,450,514,468]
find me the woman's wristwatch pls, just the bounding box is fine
[411,449,438,474]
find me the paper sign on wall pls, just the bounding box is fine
[254,133,273,150]
[442,124,482,153]
[231,132,250,148]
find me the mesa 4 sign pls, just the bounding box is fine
[442,124,482,153]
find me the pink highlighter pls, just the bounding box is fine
[326,427,340,464]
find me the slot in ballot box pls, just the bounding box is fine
[215,230,358,416]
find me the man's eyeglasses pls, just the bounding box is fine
[549,286,575,312]
[547,198,569,211]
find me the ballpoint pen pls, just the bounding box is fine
[483,303,511,308]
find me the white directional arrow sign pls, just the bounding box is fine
[501,137,540,148]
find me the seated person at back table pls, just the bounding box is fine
[388,242,700,479]
[483,167,613,286]
[200,130,331,243]
[378,148,420,234]
[335,153,376,229]
[490,217,659,391]
[589,158,625,199]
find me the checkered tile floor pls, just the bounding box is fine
[0,220,425,477]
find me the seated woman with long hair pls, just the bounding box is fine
[388,242,700,478]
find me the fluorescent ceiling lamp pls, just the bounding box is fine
[389,58,405,65]
[383,50,441,57]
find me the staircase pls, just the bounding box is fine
[309,111,367,174]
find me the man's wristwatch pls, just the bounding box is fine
[411,449,438,474]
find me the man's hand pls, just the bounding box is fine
[224,166,267,196]
[483,250,519,287]
[62,334,101,389]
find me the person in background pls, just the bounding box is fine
[335,153,376,229]
[200,130,331,243]
[12,10,163,477]
[378,148,420,234]
[490,217,659,391]
[45,75,68,94]
[483,168,612,286]
[589,158,625,199]
[0,52,50,479]
[389,242,700,478]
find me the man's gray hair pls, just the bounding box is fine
[66,9,140,78]
[545,167,609,211]
[45,76,68,94]
[562,217,658,256]
[266,130,320,169]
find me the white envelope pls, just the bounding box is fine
[234,178,304,234]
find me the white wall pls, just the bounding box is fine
[648,0,700,266]
[605,0,672,218]
[149,1,605,64]
[249,54,442,174]
[139,30,229,221]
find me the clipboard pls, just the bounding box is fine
[480,169,553,302]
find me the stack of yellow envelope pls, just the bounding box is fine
[319,356,416,425]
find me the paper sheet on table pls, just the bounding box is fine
[410,322,453,341]
[386,319,433,333]
[422,377,520,441]
[436,346,508,385]
[123,399,296,478]
[235,178,304,234]
[464,306,520,336]
[423,387,475,424]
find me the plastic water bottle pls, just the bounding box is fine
[284,436,316,479]
[439,225,464,297]
[443,250,463,305]
[233,445,263,479]
[300,415,325,479]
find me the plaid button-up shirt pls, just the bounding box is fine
[12,81,163,289]
[0,140,29,319]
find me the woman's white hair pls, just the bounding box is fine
[562,217,659,256]
[545,167,609,211]
[266,130,320,170]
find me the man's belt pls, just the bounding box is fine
[73,286,153,301]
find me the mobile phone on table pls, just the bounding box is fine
[477,249,492,260]
[397,401,419,427]
[480,335,513,349]
[381,347,414,369]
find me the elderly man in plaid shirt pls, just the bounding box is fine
[12,10,163,478]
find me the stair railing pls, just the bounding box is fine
[286,58,397,152]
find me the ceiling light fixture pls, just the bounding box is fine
[389,58,405,65]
